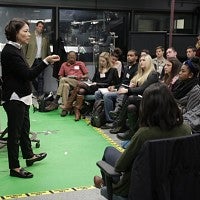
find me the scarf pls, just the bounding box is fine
[172,78,198,100]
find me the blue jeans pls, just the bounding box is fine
[95,90,117,122]
[102,146,122,167]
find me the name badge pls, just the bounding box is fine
[126,73,130,78]
[74,65,80,70]
[100,73,106,78]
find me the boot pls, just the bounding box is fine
[109,100,129,134]
[74,94,84,121]
[109,94,125,119]
[109,108,121,120]
[60,88,77,112]
[117,110,139,140]
[117,130,132,141]
[127,111,139,134]
[45,99,59,111]
[61,84,70,110]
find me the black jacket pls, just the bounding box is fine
[122,63,138,86]
[1,44,48,101]
[128,71,159,95]
[92,67,119,87]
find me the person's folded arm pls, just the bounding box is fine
[128,71,159,96]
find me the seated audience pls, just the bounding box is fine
[67,52,119,121]
[109,54,158,137]
[45,51,89,117]
[95,49,138,126]
[123,56,199,145]
[120,57,181,144]
[94,82,191,198]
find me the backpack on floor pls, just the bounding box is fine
[90,99,106,128]
[33,92,54,112]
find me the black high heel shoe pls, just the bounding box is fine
[26,152,47,166]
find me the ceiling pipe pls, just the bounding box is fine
[169,0,175,47]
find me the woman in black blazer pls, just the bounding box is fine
[1,18,59,178]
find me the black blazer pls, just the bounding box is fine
[92,67,119,87]
[1,44,48,101]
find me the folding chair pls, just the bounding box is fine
[0,127,40,149]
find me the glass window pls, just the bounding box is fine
[59,9,129,62]
[0,6,53,46]
[134,12,194,34]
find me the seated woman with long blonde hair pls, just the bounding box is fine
[109,54,159,138]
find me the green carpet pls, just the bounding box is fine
[0,107,120,198]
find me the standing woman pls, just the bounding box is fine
[1,18,60,178]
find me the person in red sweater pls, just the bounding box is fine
[45,51,89,117]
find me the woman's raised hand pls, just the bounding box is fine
[45,55,60,64]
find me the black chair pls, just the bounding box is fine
[0,127,7,149]
[0,127,40,149]
[97,134,200,200]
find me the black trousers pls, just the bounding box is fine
[3,100,34,169]
[32,58,44,96]
[116,95,141,128]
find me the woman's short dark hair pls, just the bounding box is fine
[5,18,29,42]
[139,82,183,130]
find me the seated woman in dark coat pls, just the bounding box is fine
[94,82,191,198]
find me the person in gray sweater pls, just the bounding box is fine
[172,56,200,133]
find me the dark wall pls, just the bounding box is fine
[0,0,199,11]
[128,32,167,56]
[129,32,198,61]
[0,0,199,59]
